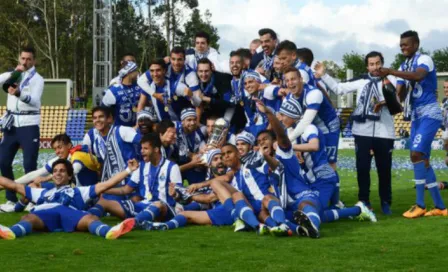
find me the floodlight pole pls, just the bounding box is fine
[92,0,113,108]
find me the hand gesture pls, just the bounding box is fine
[313,62,326,79]
[168,183,177,197]
[191,154,207,168]
[8,86,19,96]
[127,159,139,172]
[15,65,25,72]
[163,56,170,64]
[378,68,391,78]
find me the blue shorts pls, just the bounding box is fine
[410,117,441,158]
[207,205,234,226]
[310,180,336,211]
[248,199,262,215]
[324,131,340,163]
[285,190,321,221]
[118,200,176,220]
[32,204,88,232]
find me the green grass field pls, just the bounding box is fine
[1,150,448,272]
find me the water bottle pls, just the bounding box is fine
[2,70,22,93]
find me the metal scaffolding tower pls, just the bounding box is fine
[92,0,113,105]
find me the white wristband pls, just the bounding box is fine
[125,167,132,174]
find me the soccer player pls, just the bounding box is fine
[379,30,447,217]
[109,53,137,86]
[12,134,101,212]
[283,67,340,169]
[219,144,291,235]
[278,99,376,223]
[156,119,177,160]
[249,39,262,56]
[0,159,138,240]
[251,28,278,80]
[149,149,235,230]
[102,61,142,127]
[90,133,182,227]
[235,131,263,169]
[174,108,207,184]
[136,59,193,121]
[276,41,315,86]
[185,31,229,74]
[196,58,233,120]
[83,106,141,200]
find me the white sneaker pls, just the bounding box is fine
[0,201,17,213]
[25,203,35,212]
[355,201,378,222]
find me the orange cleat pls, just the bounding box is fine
[424,208,448,217]
[105,218,135,240]
[403,205,427,219]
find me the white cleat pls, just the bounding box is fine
[356,201,378,222]
[0,201,16,213]
[25,203,35,212]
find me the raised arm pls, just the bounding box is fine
[94,159,139,195]
[0,177,26,196]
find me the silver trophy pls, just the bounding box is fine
[201,118,228,164]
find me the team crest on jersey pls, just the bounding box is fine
[244,170,250,178]
[159,173,166,181]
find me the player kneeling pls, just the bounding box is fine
[0,159,138,240]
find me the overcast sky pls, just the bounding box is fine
[195,0,448,66]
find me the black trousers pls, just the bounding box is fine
[354,135,394,205]
[0,125,40,202]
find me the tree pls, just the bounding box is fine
[433,47,448,72]
[322,60,344,80]
[179,9,220,50]
[341,51,365,78]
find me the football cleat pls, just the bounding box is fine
[105,218,135,240]
[0,201,17,213]
[151,222,169,231]
[424,208,448,217]
[402,205,426,219]
[269,223,293,237]
[256,224,270,236]
[293,210,320,239]
[335,200,346,210]
[356,201,378,222]
[233,219,250,232]
[0,224,15,240]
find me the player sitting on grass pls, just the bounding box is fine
[0,159,138,240]
[281,99,376,223]
[88,133,183,229]
[11,133,101,213]
[148,149,236,230]
[211,144,291,236]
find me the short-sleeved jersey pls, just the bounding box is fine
[240,85,282,126]
[294,61,317,87]
[397,54,441,120]
[25,185,97,211]
[129,158,182,207]
[290,84,340,134]
[102,83,141,127]
[299,125,337,183]
[231,166,272,203]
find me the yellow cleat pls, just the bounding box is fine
[105,218,135,240]
[424,208,448,217]
[0,224,16,240]
[403,205,426,219]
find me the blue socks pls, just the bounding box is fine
[330,172,340,206]
[222,198,234,212]
[302,205,321,230]
[88,220,111,237]
[426,166,446,210]
[135,205,160,225]
[264,216,277,227]
[88,204,105,217]
[235,200,259,229]
[10,221,32,237]
[323,207,360,222]
[413,161,426,208]
[166,214,188,230]
[14,200,27,212]
[267,200,286,224]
